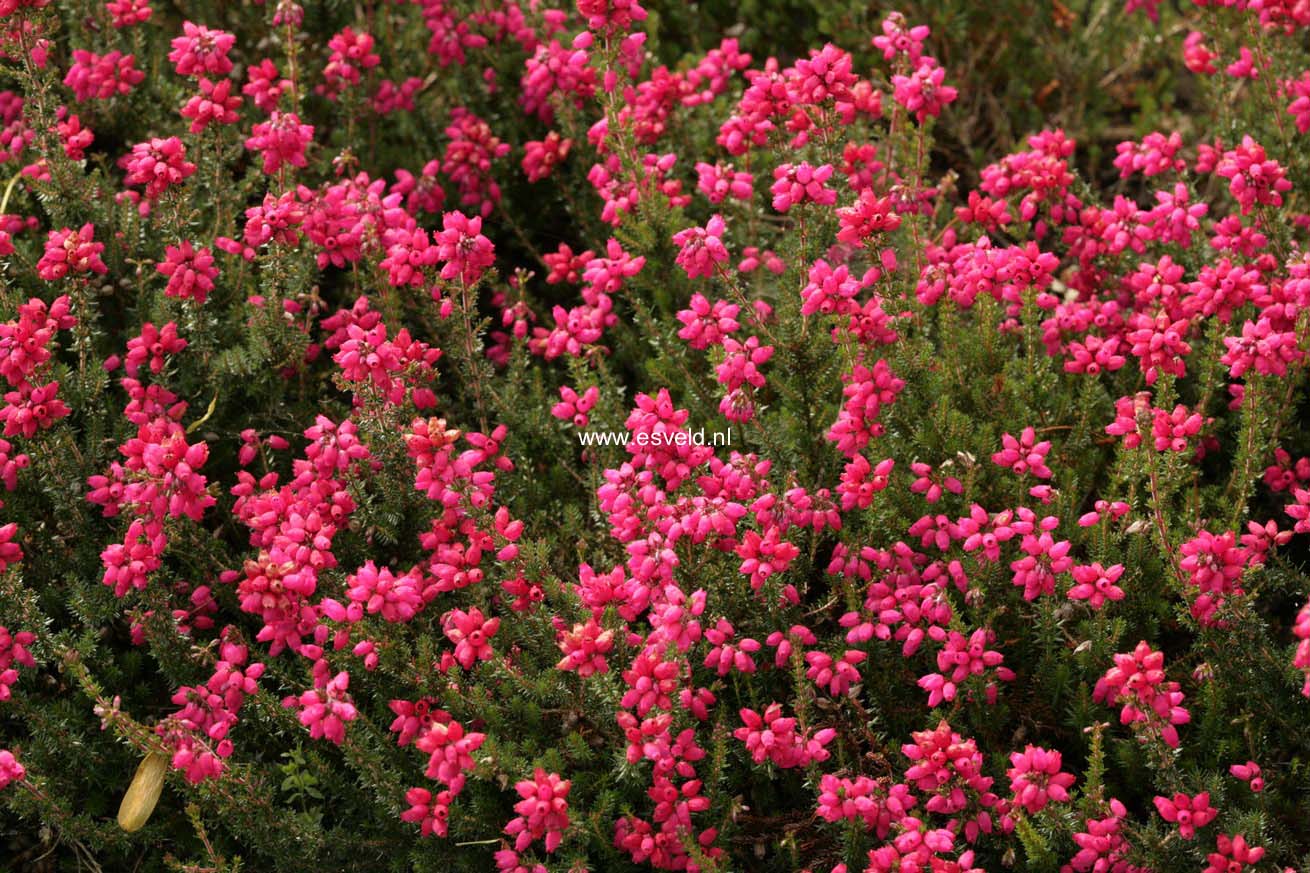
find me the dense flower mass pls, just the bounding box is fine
[0,1,1309,872]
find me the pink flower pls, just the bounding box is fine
[1230,760,1264,792]
[168,21,236,77]
[695,161,753,203]
[576,0,647,34]
[891,56,957,123]
[289,670,357,745]
[1204,834,1264,873]
[836,189,901,246]
[181,78,242,133]
[676,294,739,349]
[415,714,485,791]
[827,360,906,456]
[902,721,1003,842]
[551,385,599,427]
[63,50,145,101]
[0,749,25,790]
[733,702,834,768]
[1153,792,1216,839]
[442,108,509,217]
[1150,404,1205,453]
[872,12,931,62]
[1067,799,1134,872]
[0,382,68,438]
[341,562,423,623]
[1296,601,1310,697]
[1125,311,1191,385]
[1008,745,1075,814]
[125,322,188,377]
[556,618,614,676]
[1093,641,1190,748]
[1179,530,1250,626]
[320,27,380,99]
[1183,31,1217,74]
[522,132,572,183]
[504,769,571,853]
[1113,131,1184,178]
[992,427,1052,479]
[1287,71,1310,133]
[521,41,596,123]
[0,625,35,702]
[918,628,1014,707]
[37,224,107,280]
[1067,563,1125,609]
[442,607,499,670]
[379,228,439,288]
[805,648,867,696]
[1221,317,1303,378]
[56,111,94,160]
[122,137,196,200]
[434,211,495,284]
[837,455,893,511]
[245,112,314,175]
[771,162,836,212]
[106,0,151,27]
[908,462,963,503]
[401,786,453,837]
[672,214,729,279]
[157,241,218,304]
[244,59,291,113]
[1009,530,1072,600]
[1215,136,1291,214]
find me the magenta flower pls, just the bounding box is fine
[37,224,107,281]
[1204,834,1264,873]
[63,50,145,101]
[522,132,572,183]
[676,293,740,349]
[836,189,901,246]
[244,112,314,176]
[918,628,1014,707]
[891,56,957,123]
[992,427,1052,479]
[504,768,571,853]
[551,385,599,427]
[576,0,647,34]
[1093,641,1190,748]
[156,241,217,305]
[181,78,242,133]
[1008,745,1075,814]
[1068,562,1125,609]
[734,702,835,768]
[695,161,753,203]
[435,211,496,285]
[672,214,729,279]
[106,0,151,27]
[290,670,357,745]
[872,12,931,62]
[442,606,500,670]
[122,136,196,200]
[1215,136,1292,214]
[770,162,836,212]
[168,21,236,77]
[1010,530,1072,600]
[1230,760,1264,792]
[1154,791,1217,839]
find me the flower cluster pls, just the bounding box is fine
[1,2,1310,872]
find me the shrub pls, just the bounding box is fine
[0,1,1309,872]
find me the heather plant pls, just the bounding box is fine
[0,0,1309,872]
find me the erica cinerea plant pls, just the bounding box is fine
[0,0,1307,871]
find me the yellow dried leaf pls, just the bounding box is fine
[117,752,168,833]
